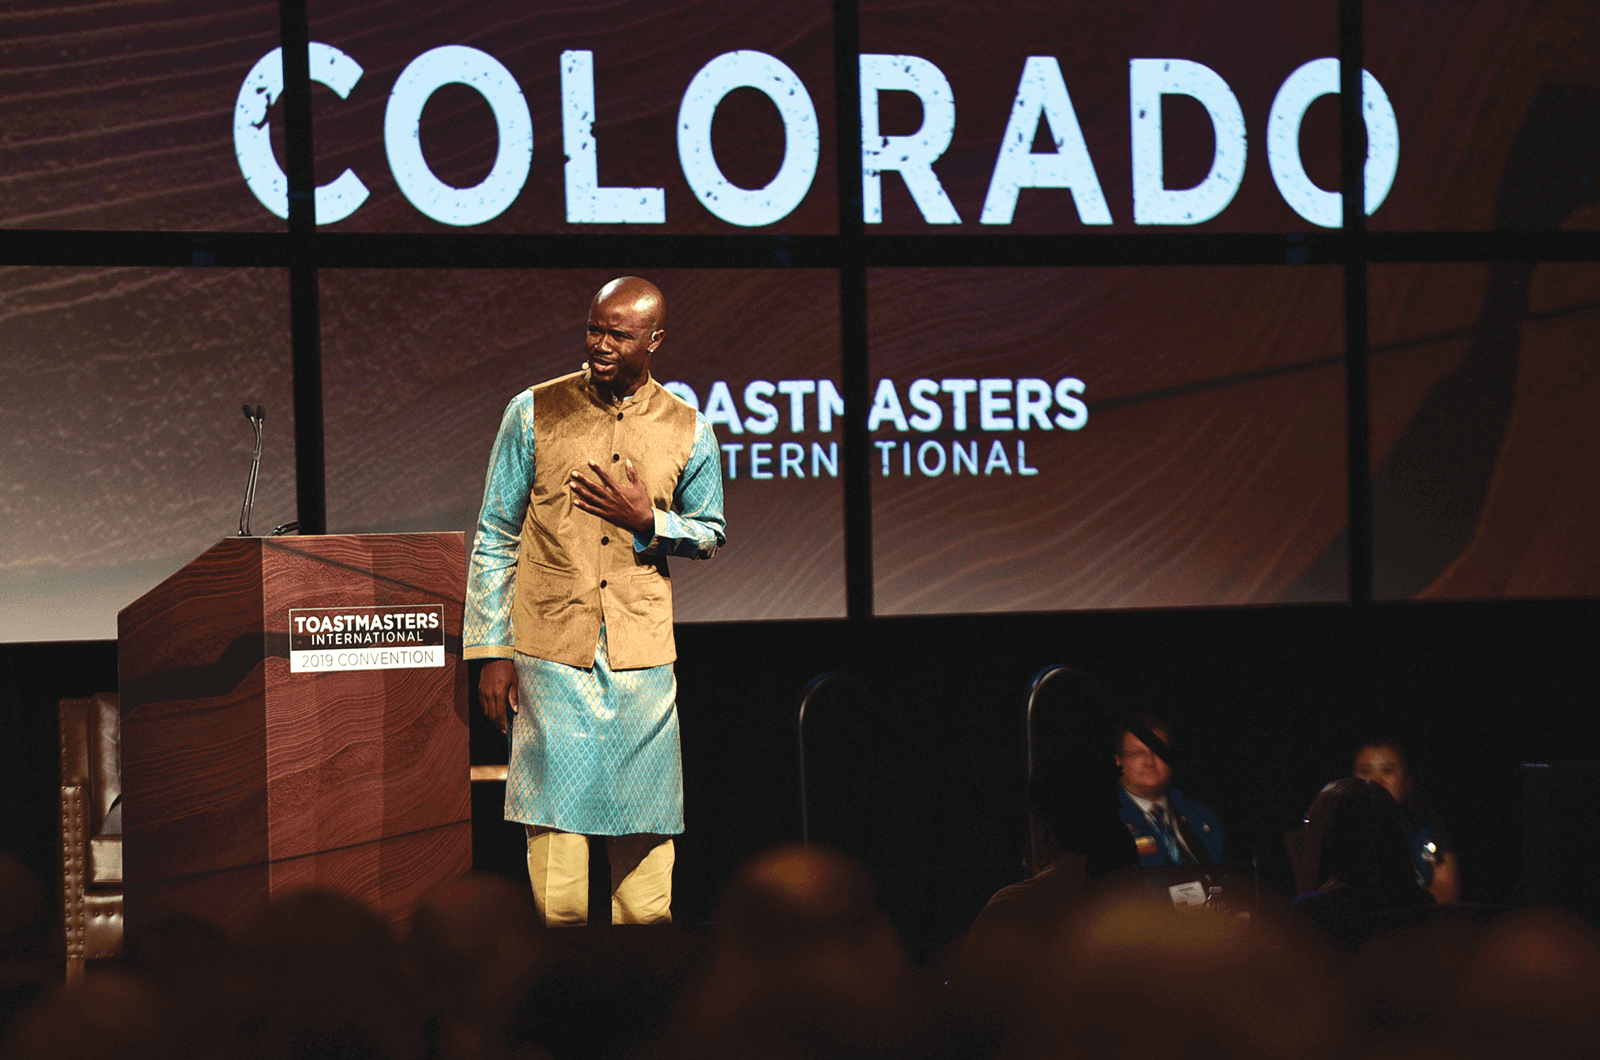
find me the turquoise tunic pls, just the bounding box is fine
[509,625,682,834]
[465,382,725,835]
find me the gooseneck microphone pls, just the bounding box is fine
[238,403,264,536]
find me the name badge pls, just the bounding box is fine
[1168,881,1207,908]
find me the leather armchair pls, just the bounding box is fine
[59,693,123,981]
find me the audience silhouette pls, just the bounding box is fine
[1,837,1597,1060]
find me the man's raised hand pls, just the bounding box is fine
[569,459,655,539]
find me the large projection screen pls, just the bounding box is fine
[1365,0,1600,232]
[0,267,295,643]
[0,1,284,231]
[1369,262,1600,599]
[304,0,836,233]
[868,266,1348,614]
[856,0,1339,233]
[3,0,1597,643]
[319,269,846,622]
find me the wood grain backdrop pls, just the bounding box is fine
[0,1,283,230]
[3,1,1595,232]
[867,265,1348,613]
[0,266,295,642]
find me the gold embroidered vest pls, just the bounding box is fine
[513,371,698,669]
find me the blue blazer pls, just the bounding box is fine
[1119,786,1226,867]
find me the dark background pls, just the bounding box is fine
[6,597,1594,958]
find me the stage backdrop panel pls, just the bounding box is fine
[0,0,284,231]
[319,268,845,622]
[857,0,1338,233]
[1369,262,1600,599]
[302,0,835,233]
[8,0,1590,235]
[0,267,294,643]
[867,265,1348,615]
[1365,0,1600,231]
[856,0,1599,234]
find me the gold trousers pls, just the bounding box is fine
[525,825,674,927]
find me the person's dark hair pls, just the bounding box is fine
[1114,712,1173,753]
[1030,747,1138,879]
[718,844,885,960]
[1302,777,1417,893]
[240,889,425,1060]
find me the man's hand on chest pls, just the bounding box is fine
[569,458,656,539]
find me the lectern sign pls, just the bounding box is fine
[288,605,446,673]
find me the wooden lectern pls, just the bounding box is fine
[117,533,470,935]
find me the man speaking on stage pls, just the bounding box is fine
[464,276,726,926]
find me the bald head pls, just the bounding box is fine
[586,276,666,399]
[593,276,665,332]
